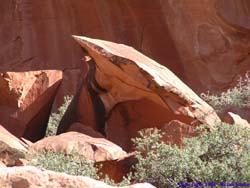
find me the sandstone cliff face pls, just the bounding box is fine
[2,0,249,93]
[0,0,181,75]
[160,0,250,92]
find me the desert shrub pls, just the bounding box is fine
[103,174,132,187]
[201,72,250,111]
[132,124,250,188]
[45,95,73,137]
[29,151,131,186]
[29,151,99,178]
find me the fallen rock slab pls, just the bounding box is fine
[0,166,155,188]
[72,36,220,150]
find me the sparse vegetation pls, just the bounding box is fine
[103,174,132,187]
[29,150,131,186]
[29,151,99,178]
[38,75,250,188]
[45,95,73,137]
[201,72,250,111]
[132,124,250,188]
[37,95,132,185]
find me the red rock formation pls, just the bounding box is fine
[162,120,198,147]
[1,0,249,143]
[72,36,219,151]
[222,112,250,128]
[29,131,132,181]
[56,71,101,135]
[68,122,105,138]
[0,166,155,188]
[29,132,127,162]
[0,70,62,141]
[97,153,136,183]
[50,69,82,113]
[0,125,27,166]
[3,0,249,94]
[216,0,250,31]
[0,0,182,77]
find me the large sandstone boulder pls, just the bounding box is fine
[70,36,220,151]
[0,70,62,141]
[0,125,27,166]
[0,166,155,188]
[29,130,134,182]
[29,132,127,162]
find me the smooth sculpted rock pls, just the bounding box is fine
[29,132,127,162]
[72,36,220,151]
[0,166,155,188]
[29,130,134,182]
[0,70,62,141]
[223,112,250,129]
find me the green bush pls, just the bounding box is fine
[29,151,131,186]
[103,174,132,187]
[45,95,73,137]
[132,124,250,188]
[201,72,250,111]
[29,151,99,178]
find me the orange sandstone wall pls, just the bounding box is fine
[1,0,250,93]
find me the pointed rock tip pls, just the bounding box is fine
[72,35,85,42]
[72,35,98,47]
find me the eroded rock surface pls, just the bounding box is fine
[223,112,250,128]
[29,132,127,162]
[0,70,62,141]
[29,130,135,182]
[162,120,198,147]
[160,0,250,92]
[216,0,250,31]
[0,125,27,166]
[68,122,105,138]
[0,166,155,188]
[72,36,219,151]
